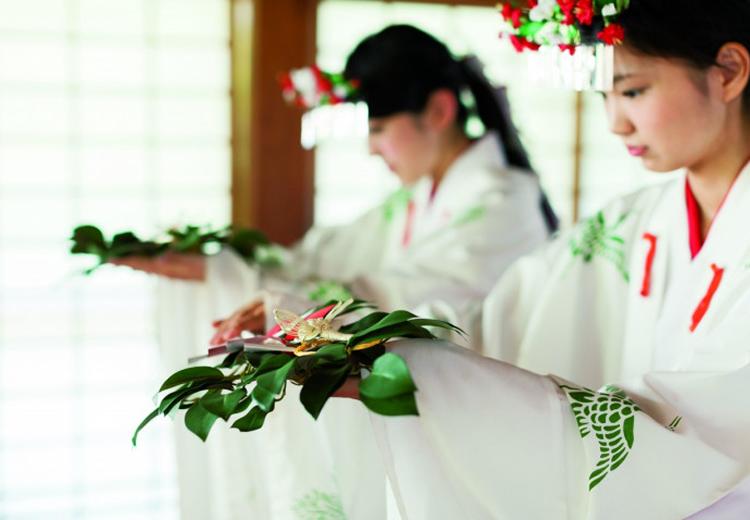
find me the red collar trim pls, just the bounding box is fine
[428,180,439,204]
[684,179,703,260]
[685,160,749,259]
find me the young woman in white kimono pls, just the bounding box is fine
[115,25,557,519]
[344,2,750,519]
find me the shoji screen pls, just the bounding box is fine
[0,1,231,518]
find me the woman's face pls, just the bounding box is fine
[604,46,727,173]
[367,113,437,186]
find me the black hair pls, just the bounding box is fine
[344,24,558,233]
[617,0,750,113]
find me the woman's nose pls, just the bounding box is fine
[367,136,380,156]
[605,98,634,137]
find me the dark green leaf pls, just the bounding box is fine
[253,358,295,412]
[172,226,203,253]
[254,353,295,377]
[299,363,352,419]
[339,311,388,334]
[231,406,269,432]
[228,228,269,259]
[158,386,198,415]
[233,395,253,415]
[349,322,434,346]
[219,350,242,368]
[184,402,220,442]
[132,407,160,447]
[110,231,141,250]
[349,310,417,337]
[71,225,106,247]
[252,384,278,413]
[159,366,224,392]
[70,225,107,257]
[200,388,246,421]
[408,318,465,336]
[350,343,386,366]
[313,343,347,364]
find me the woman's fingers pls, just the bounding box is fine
[108,254,206,280]
[331,377,361,400]
[109,257,158,273]
[156,253,206,280]
[208,302,267,346]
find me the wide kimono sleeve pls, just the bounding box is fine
[373,340,747,520]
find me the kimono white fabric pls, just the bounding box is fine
[155,132,550,519]
[373,164,750,519]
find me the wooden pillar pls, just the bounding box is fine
[231,0,317,245]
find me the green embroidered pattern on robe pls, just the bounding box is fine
[569,211,630,282]
[382,187,412,223]
[558,384,641,490]
[308,280,353,303]
[293,489,346,520]
[451,204,486,227]
[667,416,683,432]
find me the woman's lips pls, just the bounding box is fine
[627,145,648,157]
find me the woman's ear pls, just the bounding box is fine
[713,42,750,106]
[422,89,459,132]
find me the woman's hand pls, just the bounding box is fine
[109,252,206,281]
[210,300,266,345]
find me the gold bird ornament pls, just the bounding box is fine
[273,298,354,354]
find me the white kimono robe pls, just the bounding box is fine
[156,132,550,519]
[374,164,750,519]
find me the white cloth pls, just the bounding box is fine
[156,132,551,519]
[373,164,750,519]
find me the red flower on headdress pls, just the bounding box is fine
[510,35,541,53]
[501,3,524,28]
[278,73,294,95]
[311,65,333,93]
[575,0,594,25]
[597,23,625,45]
[559,44,577,55]
[557,0,576,24]
[527,0,538,7]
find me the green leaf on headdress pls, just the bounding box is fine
[519,21,545,39]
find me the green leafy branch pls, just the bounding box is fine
[132,301,463,445]
[70,224,272,274]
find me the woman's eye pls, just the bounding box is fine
[622,87,646,98]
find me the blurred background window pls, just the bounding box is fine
[0,0,230,518]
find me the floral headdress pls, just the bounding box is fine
[497,0,631,91]
[279,65,366,149]
[279,65,360,110]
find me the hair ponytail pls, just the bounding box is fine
[457,57,531,171]
[458,57,558,233]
